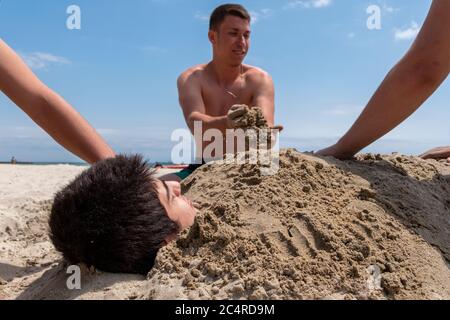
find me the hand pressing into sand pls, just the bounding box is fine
[316,143,355,160]
[420,146,450,163]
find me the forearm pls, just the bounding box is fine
[188,112,228,135]
[1,39,115,163]
[23,88,115,164]
[336,56,448,156]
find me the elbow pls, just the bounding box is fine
[414,63,446,88]
[187,113,202,132]
[403,55,448,90]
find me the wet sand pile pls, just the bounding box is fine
[145,149,450,300]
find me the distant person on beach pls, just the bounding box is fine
[10,156,17,164]
[317,0,450,163]
[49,154,197,275]
[175,4,282,180]
[0,39,115,164]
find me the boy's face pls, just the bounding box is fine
[209,15,250,67]
[154,180,197,242]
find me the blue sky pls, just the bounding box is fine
[0,0,448,162]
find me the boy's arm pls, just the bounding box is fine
[250,71,275,127]
[0,39,115,163]
[317,0,450,159]
[177,71,229,135]
[420,146,450,163]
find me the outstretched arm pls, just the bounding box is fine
[317,0,450,159]
[177,70,229,135]
[420,146,450,163]
[251,71,275,128]
[0,39,115,163]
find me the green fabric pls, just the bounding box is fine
[174,168,194,180]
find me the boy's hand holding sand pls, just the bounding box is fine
[227,104,250,128]
[227,104,284,131]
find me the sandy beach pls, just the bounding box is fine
[0,152,449,300]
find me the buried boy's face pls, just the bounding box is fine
[154,180,197,243]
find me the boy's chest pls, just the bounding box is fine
[201,83,254,117]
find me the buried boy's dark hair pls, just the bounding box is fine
[48,154,178,275]
[209,3,251,31]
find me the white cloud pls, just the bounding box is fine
[20,52,71,70]
[250,8,274,24]
[395,21,420,41]
[284,0,332,10]
[194,12,209,21]
[322,105,364,116]
[382,3,399,13]
[0,126,46,139]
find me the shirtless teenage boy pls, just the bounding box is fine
[175,4,279,180]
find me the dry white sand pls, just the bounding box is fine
[0,153,449,300]
[0,165,178,300]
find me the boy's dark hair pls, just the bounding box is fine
[48,154,178,275]
[209,3,251,31]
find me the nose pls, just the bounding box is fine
[239,35,246,47]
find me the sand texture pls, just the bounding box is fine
[1,151,448,300]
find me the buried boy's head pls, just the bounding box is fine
[49,154,197,275]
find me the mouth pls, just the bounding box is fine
[233,50,246,57]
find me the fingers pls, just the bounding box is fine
[228,108,248,119]
[229,104,245,112]
[270,125,284,132]
[229,104,248,114]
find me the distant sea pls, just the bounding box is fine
[0,161,174,167]
[0,161,88,166]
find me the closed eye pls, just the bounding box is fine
[162,181,172,202]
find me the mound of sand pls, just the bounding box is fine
[145,150,450,300]
[0,151,449,300]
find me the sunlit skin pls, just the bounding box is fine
[316,0,450,161]
[0,39,115,164]
[177,14,279,162]
[420,146,450,163]
[154,180,197,243]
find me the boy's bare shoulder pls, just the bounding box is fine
[244,65,273,84]
[245,65,272,79]
[178,64,207,84]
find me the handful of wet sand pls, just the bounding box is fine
[227,105,268,130]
